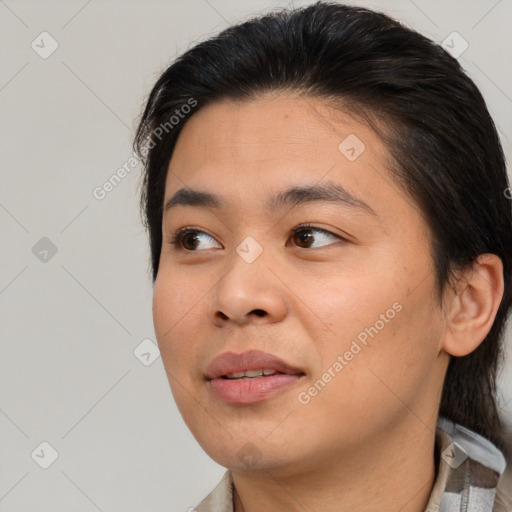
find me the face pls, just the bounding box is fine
[153,93,450,475]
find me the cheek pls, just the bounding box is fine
[348,285,441,404]
[152,273,210,424]
[309,258,442,393]
[152,270,205,370]
[298,295,442,441]
[300,267,401,348]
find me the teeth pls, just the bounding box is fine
[225,369,278,379]
[245,369,263,378]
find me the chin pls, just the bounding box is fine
[196,431,306,475]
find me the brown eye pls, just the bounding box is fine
[293,228,315,248]
[182,232,200,250]
[169,228,221,251]
[292,226,341,249]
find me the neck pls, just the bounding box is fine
[232,417,437,512]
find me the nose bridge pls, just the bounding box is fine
[209,237,287,325]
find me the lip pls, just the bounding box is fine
[205,350,305,405]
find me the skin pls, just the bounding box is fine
[152,93,504,512]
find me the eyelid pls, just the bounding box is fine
[292,223,342,238]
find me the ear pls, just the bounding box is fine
[442,254,504,357]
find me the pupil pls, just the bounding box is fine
[183,233,199,250]
[297,229,313,248]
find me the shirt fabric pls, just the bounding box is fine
[195,417,511,512]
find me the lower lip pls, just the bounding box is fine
[208,374,302,405]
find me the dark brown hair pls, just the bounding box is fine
[134,1,512,451]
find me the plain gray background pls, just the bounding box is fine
[1,0,511,510]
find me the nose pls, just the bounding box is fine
[209,251,288,327]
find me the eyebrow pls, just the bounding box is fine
[164,181,376,216]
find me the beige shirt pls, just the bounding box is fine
[195,417,511,512]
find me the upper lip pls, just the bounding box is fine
[205,350,305,379]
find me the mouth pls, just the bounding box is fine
[222,368,285,379]
[205,350,305,405]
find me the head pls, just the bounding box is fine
[134,0,512,468]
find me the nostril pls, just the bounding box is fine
[214,309,267,321]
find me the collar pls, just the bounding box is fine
[425,417,508,511]
[195,417,509,512]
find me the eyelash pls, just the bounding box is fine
[167,223,344,251]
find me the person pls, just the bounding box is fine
[133,2,512,510]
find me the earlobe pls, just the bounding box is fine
[442,254,504,357]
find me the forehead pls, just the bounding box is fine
[164,94,417,223]
[169,93,380,167]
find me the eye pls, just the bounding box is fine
[291,224,343,249]
[168,224,344,252]
[168,227,222,251]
